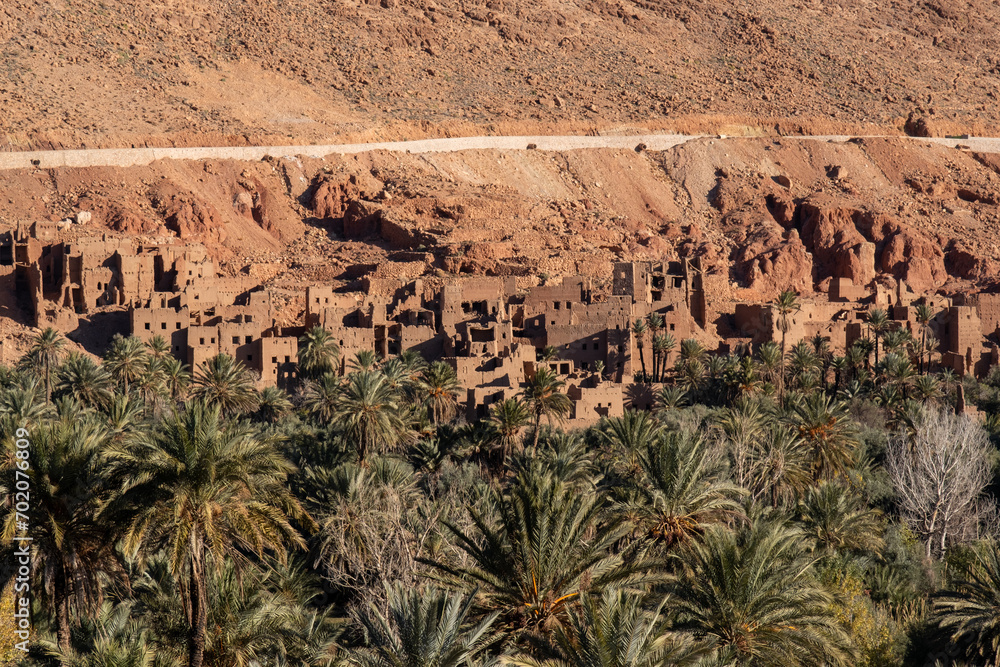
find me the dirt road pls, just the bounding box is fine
[1,134,998,171]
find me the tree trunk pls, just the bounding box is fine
[920,329,927,374]
[55,573,70,655]
[637,345,647,383]
[531,411,541,454]
[188,556,208,667]
[779,331,787,403]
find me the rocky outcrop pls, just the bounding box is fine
[798,196,876,288]
[856,213,947,293]
[153,185,227,243]
[733,220,813,294]
[311,176,364,220]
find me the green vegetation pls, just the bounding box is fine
[0,322,998,667]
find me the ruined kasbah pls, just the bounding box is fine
[3,219,998,427]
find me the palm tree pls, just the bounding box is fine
[622,432,744,549]
[647,313,664,379]
[923,334,941,373]
[743,425,813,508]
[350,350,380,373]
[145,335,172,361]
[0,417,123,654]
[42,601,177,667]
[881,327,911,358]
[104,334,148,394]
[507,588,692,667]
[880,352,917,399]
[103,402,314,667]
[541,345,560,364]
[931,539,1000,666]
[302,373,343,423]
[646,311,664,338]
[161,356,191,401]
[788,341,819,390]
[521,366,572,452]
[773,290,800,400]
[631,319,649,381]
[332,370,411,462]
[0,377,51,437]
[724,356,762,399]
[653,385,688,413]
[675,358,705,396]
[351,584,500,667]
[753,342,781,393]
[398,350,428,379]
[27,327,66,403]
[488,398,532,467]
[913,374,941,403]
[668,518,855,666]
[830,356,848,392]
[847,340,872,378]
[600,409,662,469]
[380,359,411,396]
[914,303,935,374]
[56,352,113,409]
[134,357,170,417]
[204,560,337,667]
[417,361,462,424]
[298,327,341,379]
[789,391,858,481]
[679,338,705,363]
[866,308,889,367]
[652,333,676,383]
[256,385,293,423]
[426,471,656,635]
[796,481,884,554]
[190,353,259,417]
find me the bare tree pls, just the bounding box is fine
[886,409,993,559]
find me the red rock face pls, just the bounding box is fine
[798,197,875,287]
[311,176,367,221]
[154,184,227,243]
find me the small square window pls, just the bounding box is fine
[176,322,181,329]
[200,338,205,345]
[144,322,151,330]
[211,338,215,344]
[161,322,167,330]
[233,336,240,345]
[245,336,252,344]
[247,355,253,362]
[284,356,290,363]
[272,356,277,364]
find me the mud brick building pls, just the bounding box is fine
[9,220,1000,427]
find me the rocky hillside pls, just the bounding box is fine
[3,137,999,311]
[2,0,1000,149]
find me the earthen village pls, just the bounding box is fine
[5,214,998,426]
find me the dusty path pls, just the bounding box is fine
[1,133,998,171]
